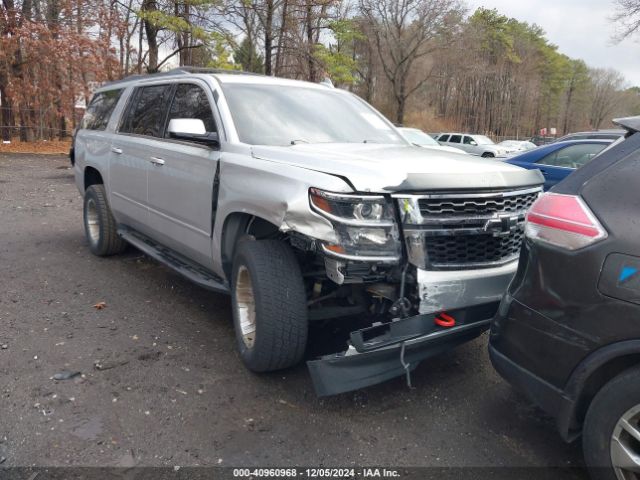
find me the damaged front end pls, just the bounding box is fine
[308,303,497,396]
[302,186,542,396]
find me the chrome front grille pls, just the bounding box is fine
[395,187,542,270]
[418,190,539,217]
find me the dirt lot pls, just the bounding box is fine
[0,153,587,474]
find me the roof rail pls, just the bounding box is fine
[103,67,262,87]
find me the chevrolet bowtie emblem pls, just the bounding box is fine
[483,214,520,237]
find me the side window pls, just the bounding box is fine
[537,144,607,168]
[463,135,475,145]
[165,83,217,136]
[438,134,450,142]
[120,84,173,137]
[449,134,462,144]
[81,89,123,130]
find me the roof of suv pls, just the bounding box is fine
[100,67,329,91]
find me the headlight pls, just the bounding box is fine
[309,188,401,261]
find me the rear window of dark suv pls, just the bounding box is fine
[81,89,123,131]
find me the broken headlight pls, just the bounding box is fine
[309,188,401,262]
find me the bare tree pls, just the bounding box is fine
[589,68,627,129]
[358,0,463,123]
[612,0,640,40]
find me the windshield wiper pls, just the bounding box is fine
[290,139,310,145]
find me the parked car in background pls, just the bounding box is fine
[435,133,508,158]
[554,129,625,143]
[506,139,611,190]
[529,135,556,146]
[489,116,640,480]
[498,140,537,154]
[398,127,467,154]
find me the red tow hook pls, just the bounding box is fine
[435,312,456,328]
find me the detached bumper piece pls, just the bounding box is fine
[308,303,497,396]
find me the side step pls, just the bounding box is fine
[118,228,229,295]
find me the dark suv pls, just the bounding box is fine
[489,116,640,479]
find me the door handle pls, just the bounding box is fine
[149,157,165,166]
[111,147,123,154]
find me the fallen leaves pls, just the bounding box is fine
[93,301,107,310]
[0,139,72,155]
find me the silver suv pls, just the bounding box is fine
[71,68,543,395]
[436,133,508,158]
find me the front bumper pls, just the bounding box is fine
[308,302,498,396]
[417,261,517,314]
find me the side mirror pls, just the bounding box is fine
[470,141,478,146]
[167,118,219,147]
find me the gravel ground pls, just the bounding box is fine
[0,153,586,475]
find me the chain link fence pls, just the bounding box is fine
[0,106,83,142]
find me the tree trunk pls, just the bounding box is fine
[142,0,159,72]
[264,0,274,76]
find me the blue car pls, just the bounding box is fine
[506,139,612,190]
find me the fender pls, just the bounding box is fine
[558,339,640,440]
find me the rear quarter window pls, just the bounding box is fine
[81,89,123,130]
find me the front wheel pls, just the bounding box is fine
[481,152,495,158]
[583,366,640,480]
[231,239,308,372]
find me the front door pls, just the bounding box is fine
[462,135,481,155]
[146,82,220,268]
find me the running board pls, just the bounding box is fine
[118,228,229,295]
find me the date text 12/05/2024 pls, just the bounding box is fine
[232,468,401,478]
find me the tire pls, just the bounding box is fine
[230,239,308,372]
[583,366,640,480]
[83,184,127,256]
[481,152,495,158]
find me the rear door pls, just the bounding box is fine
[536,143,608,190]
[146,81,221,268]
[447,134,464,152]
[110,84,173,233]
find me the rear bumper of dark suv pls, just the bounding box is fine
[489,340,579,441]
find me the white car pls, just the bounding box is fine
[399,127,467,155]
[498,140,537,154]
[436,133,508,158]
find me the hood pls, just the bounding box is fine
[419,144,467,155]
[251,143,543,192]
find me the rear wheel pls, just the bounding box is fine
[583,366,640,480]
[83,184,127,256]
[231,239,308,372]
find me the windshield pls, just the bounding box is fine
[401,128,439,146]
[473,135,495,145]
[222,84,406,146]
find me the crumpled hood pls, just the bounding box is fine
[251,143,543,192]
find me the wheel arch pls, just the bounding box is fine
[220,212,281,281]
[84,166,104,191]
[563,340,640,434]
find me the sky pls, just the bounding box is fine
[468,0,640,87]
